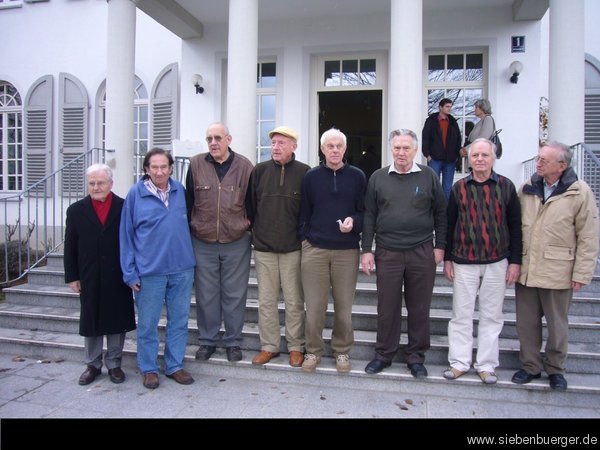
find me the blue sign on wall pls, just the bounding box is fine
[512,36,525,53]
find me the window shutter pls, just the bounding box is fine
[24,75,53,195]
[59,73,89,196]
[150,63,179,151]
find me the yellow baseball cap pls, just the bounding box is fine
[268,126,299,142]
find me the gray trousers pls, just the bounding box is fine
[84,333,126,370]
[193,233,251,347]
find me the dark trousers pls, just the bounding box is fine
[374,241,436,364]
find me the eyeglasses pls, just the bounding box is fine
[535,156,564,165]
[206,135,226,143]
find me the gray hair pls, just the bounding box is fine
[544,141,572,166]
[389,129,418,149]
[474,99,493,115]
[320,128,347,146]
[468,138,497,161]
[86,163,113,181]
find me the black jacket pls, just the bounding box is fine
[421,112,462,163]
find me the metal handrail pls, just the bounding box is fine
[1,148,114,287]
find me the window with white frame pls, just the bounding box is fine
[257,61,276,162]
[323,58,377,87]
[0,81,23,191]
[425,51,486,173]
[99,76,148,180]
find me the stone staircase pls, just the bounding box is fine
[1,253,599,409]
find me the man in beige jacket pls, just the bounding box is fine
[513,142,599,391]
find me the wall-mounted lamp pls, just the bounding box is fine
[192,74,204,94]
[509,61,523,84]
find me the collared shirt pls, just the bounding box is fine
[144,177,171,207]
[543,179,559,201]
[206,149,234,182]
[388,162,422,175]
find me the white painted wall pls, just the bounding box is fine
[585,0,600,61]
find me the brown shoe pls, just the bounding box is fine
[289,351,304,367]
[143,372,159,389]
[108,367,126,384]
[166,369,194,385]
[252,351,280,365]
[78,365,101,385]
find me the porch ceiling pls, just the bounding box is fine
[137,0,547,39]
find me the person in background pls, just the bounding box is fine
[443,138,522,384]
[120,148,196,389]
[186,122,253,363]
[422,98,462,201]
[246,126,310,367]
[460,99,495,157]
[362,129,446,379]
[298,128,366,373]
[64,164,136,386]
[512,141,599,391]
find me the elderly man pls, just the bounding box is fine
[186,122,254,363]
[246,126,310,367]
[443,138,522,384]
[512,142,599,391]
[298,128,366,373]
[64,164,136,385]
[362,129,446,378]
[121,148,196,389]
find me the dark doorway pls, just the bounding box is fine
[318,90,382,180]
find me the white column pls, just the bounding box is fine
[226,0,258,163]
[388,0,423,163]
[105,0,136,197]
[548,0,584,145]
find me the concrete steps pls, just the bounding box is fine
[2,252,600,402]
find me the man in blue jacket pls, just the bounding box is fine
[120,148,196,389]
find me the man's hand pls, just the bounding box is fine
[361,252,375,276]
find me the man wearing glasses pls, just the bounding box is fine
[186,122,254,363]
[513,142,599,391]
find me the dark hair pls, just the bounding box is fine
[143,148,174,173]
[439,98,453,107]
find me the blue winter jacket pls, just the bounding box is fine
[120,177,196,287]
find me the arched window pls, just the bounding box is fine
[0,81,23,191]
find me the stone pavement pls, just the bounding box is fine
[1,353,599,419]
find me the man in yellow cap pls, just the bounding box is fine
[246,126,310,367]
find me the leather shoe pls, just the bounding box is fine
[289,351,304,367]
[226,346,243,362]
[108,367,126,384]
[166,369,194,385]
[407,363,428,378]
[195,345,216,361]
[252,351,280,365]
[143,372,159,389]
[549,373,568,391]
[511,369,541,384]
[365,359,391,374]
[78,365,101,385]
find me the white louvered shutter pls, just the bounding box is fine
[150,63,179,151]
[59,72,88,196]
[24,75,53,194]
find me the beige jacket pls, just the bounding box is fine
[519,168,599,289]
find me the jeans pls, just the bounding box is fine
[428,159,455,201]
[135,270,194,375]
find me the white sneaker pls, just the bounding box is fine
[336,354,351,373]
[302,353,321,373]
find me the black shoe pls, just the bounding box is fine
[108,367,126,384]
[511,369,541,384]
[195,345,216,361]
[549,373,568,391]
[407,363,428,378]
[226,346,242,362]
[78,365,101,385]
[365,359,391,374]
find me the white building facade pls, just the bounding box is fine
[1,0,599,206]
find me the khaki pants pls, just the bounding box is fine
[301,241,359,357]
[515,283,572,375]
[254,250,305,353]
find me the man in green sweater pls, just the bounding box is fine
[361,129,446,378]
[246,126,310,367]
